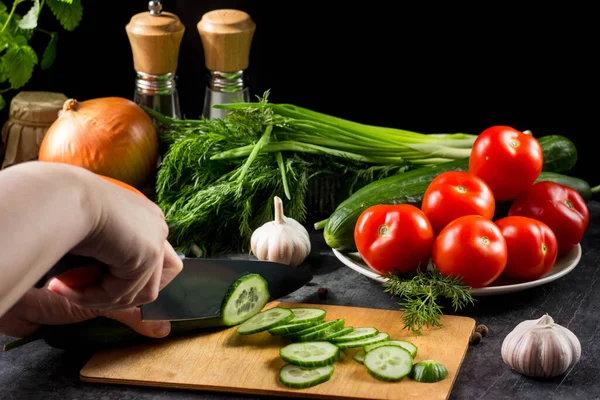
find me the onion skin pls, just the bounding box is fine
[38,97,159,190]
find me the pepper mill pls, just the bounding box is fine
[197,9,256,119]
[126,0,185,119]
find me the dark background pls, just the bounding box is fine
[3,0,597,187]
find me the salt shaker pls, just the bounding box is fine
[125,0,185,119]
[197,9,256,119]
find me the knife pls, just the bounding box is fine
[36,253,313,321]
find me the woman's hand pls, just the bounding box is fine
[46,166,183,310]
[0,288,171,339]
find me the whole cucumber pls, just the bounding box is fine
[322,135,582,251]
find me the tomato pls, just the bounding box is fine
[495,216,558,281]
[432,215,507,288]
[54,264,106,288]
[98,174,145,196]
[509,181,589,256]
[421,171,495,235]
[354,204,434,276]
[468,125,543,201]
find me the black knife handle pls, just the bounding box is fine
[35,254,102,289]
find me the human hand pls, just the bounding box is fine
[0,288,170,339]
[46,169,183,310]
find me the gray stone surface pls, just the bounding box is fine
[1,201,599,400]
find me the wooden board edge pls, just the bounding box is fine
[79,373,352,400]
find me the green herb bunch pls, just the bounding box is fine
[0,0,83,109]
[382,269,475,335]
[144,93,410,257]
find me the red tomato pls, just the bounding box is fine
[432,215,507,288]
[354,204,434,276]
[55,264,106,288]
[495,216,558,281]
[509,181,589,256]
[469,126,543,201]
[421,171,495,235]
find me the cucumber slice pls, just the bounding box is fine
[280,341,340,367]
[290,319,342,338]
[364,339,418,358]
[268,321,319,336]
[220,273,271,326]
[279,364,334,389]
[236,307,294,335]
[322,326,354,341]
[287,308,327,324]
[336,332,390,349]
[409,360,448,383]
[364,345,413,382]
[353,349,366,364]
[329,327,378,343]
[294,319,345,342]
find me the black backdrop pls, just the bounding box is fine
[5,1,597,187]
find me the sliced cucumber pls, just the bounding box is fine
[336,332,390,350]
[409,360,448,383]
[220,273,271,326]
[294,319,345,342]
[329,327,378,343]
[290,319,343,338]
[353,349,366,364]
[236,307,294,335]
[287,308,327,324]
[364,339,418,358]
[279,364,334,389]
[268,321,319,336]
[364,345,413,382]
[322,327,354,341]
[280,341,340,367]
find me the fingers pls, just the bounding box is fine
[47,245,169,310]
[0,289,96,337]
[103,307,171,339]
[160,241,183,289]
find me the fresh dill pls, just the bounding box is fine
[382,269,475,335]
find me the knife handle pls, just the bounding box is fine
[35,252,187,289]
[35,254,105,289]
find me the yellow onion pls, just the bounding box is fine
[38,97,159,190]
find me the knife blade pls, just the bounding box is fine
[36,253,313,322]
[140,257,313,321]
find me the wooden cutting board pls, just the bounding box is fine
[80,302,475,399]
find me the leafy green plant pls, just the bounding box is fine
[0,0,83,110]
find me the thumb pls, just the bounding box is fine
[101,307,171,339]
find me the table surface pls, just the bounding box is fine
[1,201,599,400]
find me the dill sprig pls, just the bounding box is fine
[382,269,475,335]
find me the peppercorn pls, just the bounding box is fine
[476,324,489,337]
[470,331,482,345]
[317,286,328,300]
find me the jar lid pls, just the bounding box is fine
[9,91,68,125]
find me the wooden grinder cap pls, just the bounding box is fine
[126,3,185,76]
[197,9,256,73]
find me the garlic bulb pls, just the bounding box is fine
[250,196,311,266]
[501,314,581,378]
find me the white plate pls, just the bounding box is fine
[332,244,582,296]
